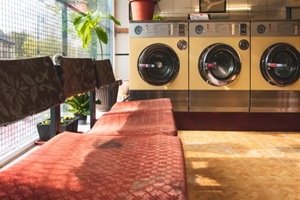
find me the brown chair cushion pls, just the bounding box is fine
[94,59,116,88]
[58,57,96,98]
[0,132,189,199]
[0,56,65,125]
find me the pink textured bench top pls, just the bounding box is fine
[89,109,177,136]
[0,132,188,200]
[109,98,173,114]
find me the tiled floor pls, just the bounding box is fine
[178,131,300,200]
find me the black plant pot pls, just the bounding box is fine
[74,114,87,125]
[36,117,79,141]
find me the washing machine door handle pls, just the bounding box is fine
[267,63,288,68]
[205,62,217,68]
[139,63,156,68]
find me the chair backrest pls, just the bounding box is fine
[94,59,116,88]
[54,56,96,98]
[0,56,65,126]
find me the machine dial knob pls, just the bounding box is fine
[195,25,204,35]
[257,24,266,34]
[177,39,188,50]
[134,25,143,35]
[239,39,250,50]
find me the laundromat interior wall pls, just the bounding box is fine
[158,0,300,20]
[114,0,300,92]
[157,0,286,19]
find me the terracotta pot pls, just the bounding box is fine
[130,0,155,20]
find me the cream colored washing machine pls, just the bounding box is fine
[250,20,300,112]
[189,21,250,112]
[129,21,189,112]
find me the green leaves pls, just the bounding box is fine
[95,26,108,44]
[73,10,121,53]
[65,93,90,116]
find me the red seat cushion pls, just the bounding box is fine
[89,110,177,136]
[109,98,173,114]
[0,132,188,200]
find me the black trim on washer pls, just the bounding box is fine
[199,43,241,87]
[137,43,180,86]
[260,43,300,87]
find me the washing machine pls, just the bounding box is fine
[250,20,300,112]
[189,21,250,112]
[129,21,189,112]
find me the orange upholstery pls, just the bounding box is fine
[0,132,189,200]
[0,56,65,125]
[88,110,177,136]
[108,98,173,114]
[0,56,187,199]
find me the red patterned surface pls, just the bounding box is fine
[0,132,188,200]
[88,110,177,136]
[109,98,173,114]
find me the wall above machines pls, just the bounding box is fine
[157,0,293,20]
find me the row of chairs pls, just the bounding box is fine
[0,56,122,132]
[0,56,189,199]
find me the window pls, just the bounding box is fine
[0,0,114,165]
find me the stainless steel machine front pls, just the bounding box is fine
[129,21,189,112]
[250,20,300,112]
[189,21,251,112]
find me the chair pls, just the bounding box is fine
[52,55,96,98]
[0,56,64,127]
[94,59,122,112]
[53,55,97,128]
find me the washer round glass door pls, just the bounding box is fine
[260,43,300,87]
[199,43,241,86]
[138,43,180,86]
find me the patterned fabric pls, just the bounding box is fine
[58,57,96,98]
[0,56,65,126]
[94,59,116,88]
[0,132,189,200]
[88,110,177,136]
[109,98,173,114]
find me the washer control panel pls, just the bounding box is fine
[190,22,250,37]
[130,22,188,38]
[251,21,300,36]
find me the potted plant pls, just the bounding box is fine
[73,10,121,60]
[129,0,161,20]
[73,10,121,112]
[153,14,166,21]
[37,115,79,142]
[65,93,90,124]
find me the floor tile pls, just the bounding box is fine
[179,131,300,200]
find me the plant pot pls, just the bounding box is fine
[74,114,88,125]
[130,0,155,20]
[95,83,120,112]
[36,124,52,142]
[36,117,79,141]
[61,117,79,132]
